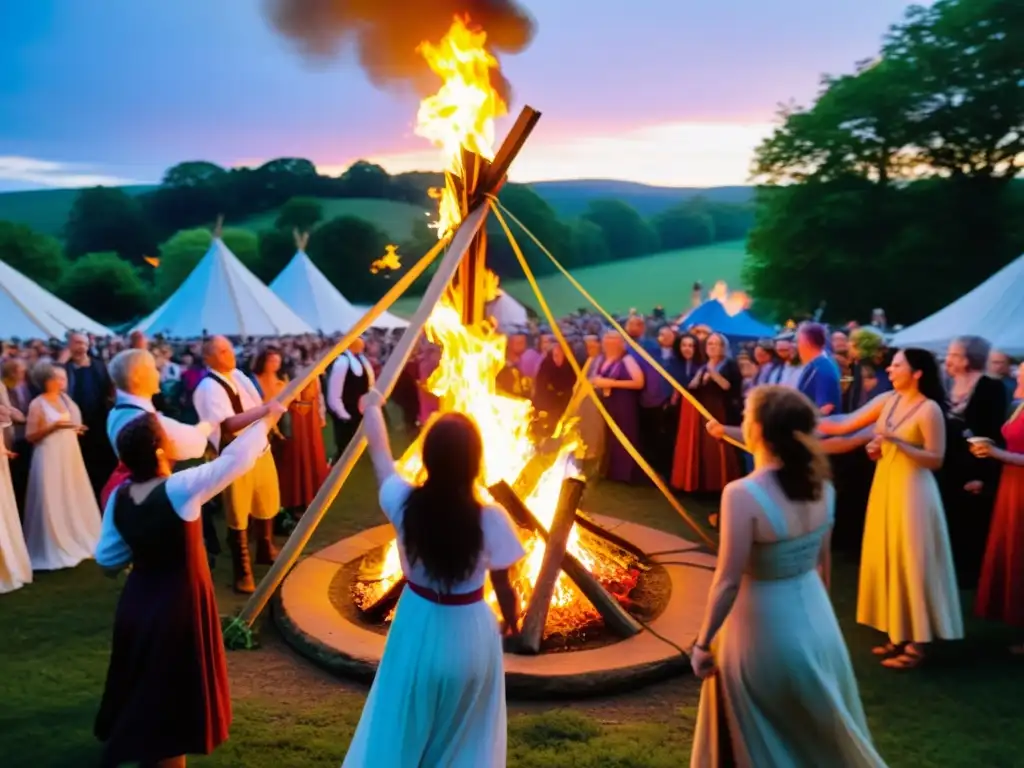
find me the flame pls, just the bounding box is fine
[371,244,402,275]
[708,280,751,317]
[415,16,508,240]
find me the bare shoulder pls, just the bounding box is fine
[921,398,945,419]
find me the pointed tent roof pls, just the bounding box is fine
[270,250,409,333]
[681,299,774,340]
[486,291,529,330]
[892,254,1024,356]
[0,258,112,338]
[136,238,313,337]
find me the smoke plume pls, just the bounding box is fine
[264,0,535,99]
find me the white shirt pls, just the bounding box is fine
[378,475,525,594]
[106,391,213,462]
[327,352,375,421]
[778,363,804,389]
[95,421,270,568]
[192,369,263,452]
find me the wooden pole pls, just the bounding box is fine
[237,206,491,629]
[488,481,642,639]
[518,478,586,653]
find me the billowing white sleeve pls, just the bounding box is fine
[158,415,213,461]
[327,358,350,420]
[95,493,131,568]
[164,420,271,521]
[483,504,526,571]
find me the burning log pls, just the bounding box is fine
[519,478,586,654]
[488,481,642,641]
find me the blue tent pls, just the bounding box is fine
[679,300,774,341]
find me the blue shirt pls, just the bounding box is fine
[629,339,670,408]
[797,354,842,413]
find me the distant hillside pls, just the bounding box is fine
[0,185,156,237]
[529,180,755,217]
[235,198,431,241]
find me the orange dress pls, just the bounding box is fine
[277,380,329,510]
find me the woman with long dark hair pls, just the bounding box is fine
[818,348,962,669]
[343,391,525,768]
[93,403,284,767]
[690,386,885,767]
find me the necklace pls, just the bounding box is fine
[885,394,926,434]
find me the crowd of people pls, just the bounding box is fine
[1,303,1023,766]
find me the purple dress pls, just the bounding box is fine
[599,356,642,484]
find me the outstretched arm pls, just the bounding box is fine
[817,392,890,436]
[360,392,395,486]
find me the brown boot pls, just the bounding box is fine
[228,529,255,594]
[254,518,280,566]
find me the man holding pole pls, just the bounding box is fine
[194,336,282,593]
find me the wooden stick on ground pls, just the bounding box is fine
[518,478,587,653]
[488,481,642,640]
[235,206,492,631]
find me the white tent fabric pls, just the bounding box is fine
[486,291,529,330]
[891,254,1024,356]
[136,239,312,337]
[0,258,112,338]
[272,250,409,332]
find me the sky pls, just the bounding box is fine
[0,0,922,192]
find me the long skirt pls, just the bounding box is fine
[342,589,508,767]
[976,465,1024,627]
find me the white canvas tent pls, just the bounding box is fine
[136,238,313,337]
[891,254,1024,356]
[486,291,529,330]
[0,258,112,338]
[272,248,409,332]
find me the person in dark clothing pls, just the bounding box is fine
[532,344,577,438]
[326,338,374,460]
[65,332,115,498]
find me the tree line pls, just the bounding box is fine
[0,157,753,327]
[745,0,1024,324]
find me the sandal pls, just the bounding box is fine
[872,642,903,656]
[882,650,925,669]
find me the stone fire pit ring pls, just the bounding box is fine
[274,515,716,699]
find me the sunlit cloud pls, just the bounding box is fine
[0,156,140,188]
[322,121,777,187]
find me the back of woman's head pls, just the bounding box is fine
[748,386,829,501]
[402,412,485,591]
[116,413,166,482]
[901,348,948,413]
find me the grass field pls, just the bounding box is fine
[0,185,155,236]
[235,197,432,241]
[390,239,749,319]
[2,420,1021,767]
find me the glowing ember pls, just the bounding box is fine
[708,280,751,317]
[371,244,402,275]
[415,16,507,239]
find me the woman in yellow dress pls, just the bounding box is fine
[818,348,963,669]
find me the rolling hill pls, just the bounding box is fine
[530,180,755,217]
[235,198,432,241]
[0,185,155,236]
[389,239,749,319]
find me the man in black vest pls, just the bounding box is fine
[326,337,374,460]
[193,336,284,593]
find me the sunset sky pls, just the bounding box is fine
[0,0,922,192]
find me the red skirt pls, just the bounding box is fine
[975,465,1024,627]
[277,409,329,509]
[670,400,741,493]
[100,463,132,511]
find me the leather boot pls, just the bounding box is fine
[254,518,280,565]
[228,529,255,594]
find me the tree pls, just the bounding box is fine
[306,216,390,303]
[485,184,573,278]
[581,199,659,261]
[651,201,716,250]
[275,197,324,232]
[256,228,297,284]
[0,221,67,290]
[57,252,151,325]
[337,161,393,198]
[155,227,260,299]
[162,161,228,189]
[64,187,158,265]
[567,218,612,267]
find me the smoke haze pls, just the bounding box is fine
[263,0,535,98]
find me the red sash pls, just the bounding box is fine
[406,582,484,606]
[100,462,132,511]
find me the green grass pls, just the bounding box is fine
[390,239,749,318]
[1,420,1021,767]
[234,197,432,242]
[0,185,155,237]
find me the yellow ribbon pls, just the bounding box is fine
[489,196,750,455]
[490,201,717,551]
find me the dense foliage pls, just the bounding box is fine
[745,0,1024,323]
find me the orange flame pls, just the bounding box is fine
[708,280,751,317]
[370,244,402,275]
[415,16,508,239]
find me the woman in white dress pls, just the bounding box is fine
[0,387,31,593]
[342,391,526,768]
[23,362,102,571]
[818,348,962,669]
